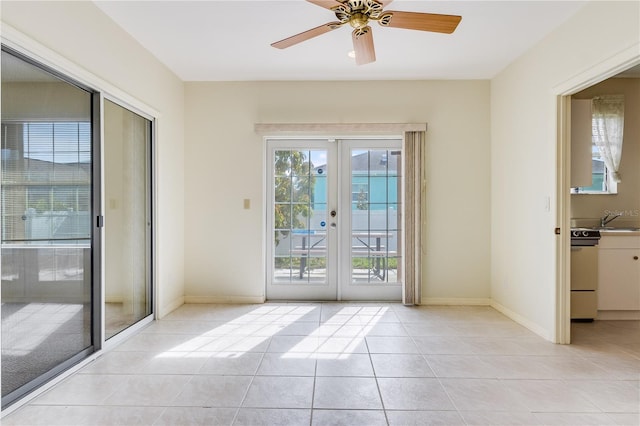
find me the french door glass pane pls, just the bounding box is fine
[272,149,328,283]
[1,50,93,404]
[104,100,152,339]
[351,149,401,284]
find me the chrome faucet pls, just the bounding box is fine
[600,212,623,227]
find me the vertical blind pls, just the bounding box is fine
[403,130,425,305]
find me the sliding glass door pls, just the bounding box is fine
[1,50,97,407]
[0,48,154,408]
[103,100,153,339]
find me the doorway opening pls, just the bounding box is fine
[557,58,640,344]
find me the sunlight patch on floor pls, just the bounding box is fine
[156,304,389,360]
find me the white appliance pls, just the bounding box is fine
[570,229,601,320]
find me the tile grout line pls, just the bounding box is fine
[399,309,466,423]
[364,324,390,426]
[228,336,268,425]
[309,349,318,426]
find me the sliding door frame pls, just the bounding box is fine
[0,30,159,410]
[92,92,104,352]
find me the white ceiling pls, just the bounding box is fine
[93,0,590,81]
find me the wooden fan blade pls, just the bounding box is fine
[352,27,376,65]
[306,0,344,10]
[383,11,461,34]
[271,22,343,49]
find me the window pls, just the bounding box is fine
[571,146,616,194]
[1,121,92,242]
[571,97,623,195]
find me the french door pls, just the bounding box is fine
[266,138,402,301]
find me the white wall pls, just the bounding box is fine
[1,1,186,317]
[184,81,491,303]
[491,1,640,340]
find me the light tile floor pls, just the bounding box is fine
[3,303,639,425]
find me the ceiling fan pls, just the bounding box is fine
[271,0,462,65]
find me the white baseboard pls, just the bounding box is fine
[491,300,552,341]
[421,297,492,306]
[597,310,640,320]
[157,295,185,319]
[184,295,266,304]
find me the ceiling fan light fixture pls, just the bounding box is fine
[349,12,369,29]
[348,50,356,59]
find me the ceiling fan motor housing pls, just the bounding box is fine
[334,0,386,29]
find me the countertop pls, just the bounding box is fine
[599,229,640,236]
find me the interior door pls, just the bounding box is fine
[266,138,402,301]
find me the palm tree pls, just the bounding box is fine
[273,150,316,245]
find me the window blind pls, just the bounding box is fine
[1,122,92,242]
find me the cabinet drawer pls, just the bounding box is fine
[571,291,597,319]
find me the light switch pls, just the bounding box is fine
[243,199,251,209]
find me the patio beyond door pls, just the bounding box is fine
[266,138,402,301]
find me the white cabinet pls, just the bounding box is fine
[598,235,640,311]
[571,99,593,188]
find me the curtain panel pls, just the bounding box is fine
[402,131,425,305]
[592,95,625,183]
